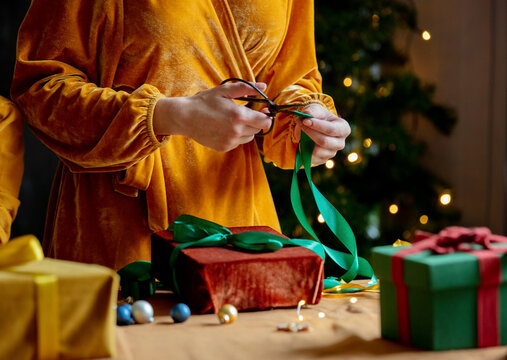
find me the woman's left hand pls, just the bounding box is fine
[293,103,351,165]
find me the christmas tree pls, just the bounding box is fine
[265,0,459,260]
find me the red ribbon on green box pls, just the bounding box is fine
[392,227,507,347]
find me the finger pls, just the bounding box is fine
[312,146,338,164]
[302,103,337,119]
[218,81,267,99]
[310,157,327,166]
[254,82,267,92]
[238,107,272,130]
[301,117,351,138]
[303,127,346,151]
[238,134,256,145]
[241,124,269,136]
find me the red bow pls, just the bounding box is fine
[411,226,507,254]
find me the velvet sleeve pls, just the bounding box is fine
[257,0,337,169]
[10,0,165,173]
[0,97,24,244]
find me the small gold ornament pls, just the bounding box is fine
[217,304,238,324]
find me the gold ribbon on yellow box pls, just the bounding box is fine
[0,236,119,360]
[0,235,59,360]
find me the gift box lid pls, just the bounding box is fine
[372,245,507,291]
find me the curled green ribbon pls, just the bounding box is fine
[292,132,377,284]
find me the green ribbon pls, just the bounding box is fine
[167,128,377,295]
[117,261,157,300]
[291,132,376,283]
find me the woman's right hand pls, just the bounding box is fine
[153,82,272,152]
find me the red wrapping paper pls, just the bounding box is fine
[151,226,324,314]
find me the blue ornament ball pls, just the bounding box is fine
[170,303,191,323]
[117,304,133,326]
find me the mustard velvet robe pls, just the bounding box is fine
[0,97,24,244]
[12,0,336,270]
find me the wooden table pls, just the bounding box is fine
[103,283,507,360]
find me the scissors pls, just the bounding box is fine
[221,78,312,135]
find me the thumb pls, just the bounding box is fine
[218,81,267,99]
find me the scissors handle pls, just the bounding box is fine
[221,78,312,135]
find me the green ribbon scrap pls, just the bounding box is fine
[168,132,377,295]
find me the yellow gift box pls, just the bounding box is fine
[0,235,119,360]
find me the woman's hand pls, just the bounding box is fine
[153,82,272,152]
[293,103,351,166]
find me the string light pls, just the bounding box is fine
[343,77,353,87]
[421,30,431,41]
[325,159,335,169]
[363,138,372,148]
[278,300,314,332]
[389,204,399,214]
[440,192,451,205]
[372,14,379,29]
[419,215,429,224]
[317,214,325,223]
[347,152,359,163]
[297,300,305,321]
[377,86,389,97]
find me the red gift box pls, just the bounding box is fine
[151,226,324,314]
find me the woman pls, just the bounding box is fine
[0,96,24,244]
[11,0,350,269]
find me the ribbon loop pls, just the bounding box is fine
[170,215,232,242]
[413,226,506,255]
[0,235,44,268]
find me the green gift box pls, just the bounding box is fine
[371,227,507,350]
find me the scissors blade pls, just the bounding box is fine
[234,97,271,104]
